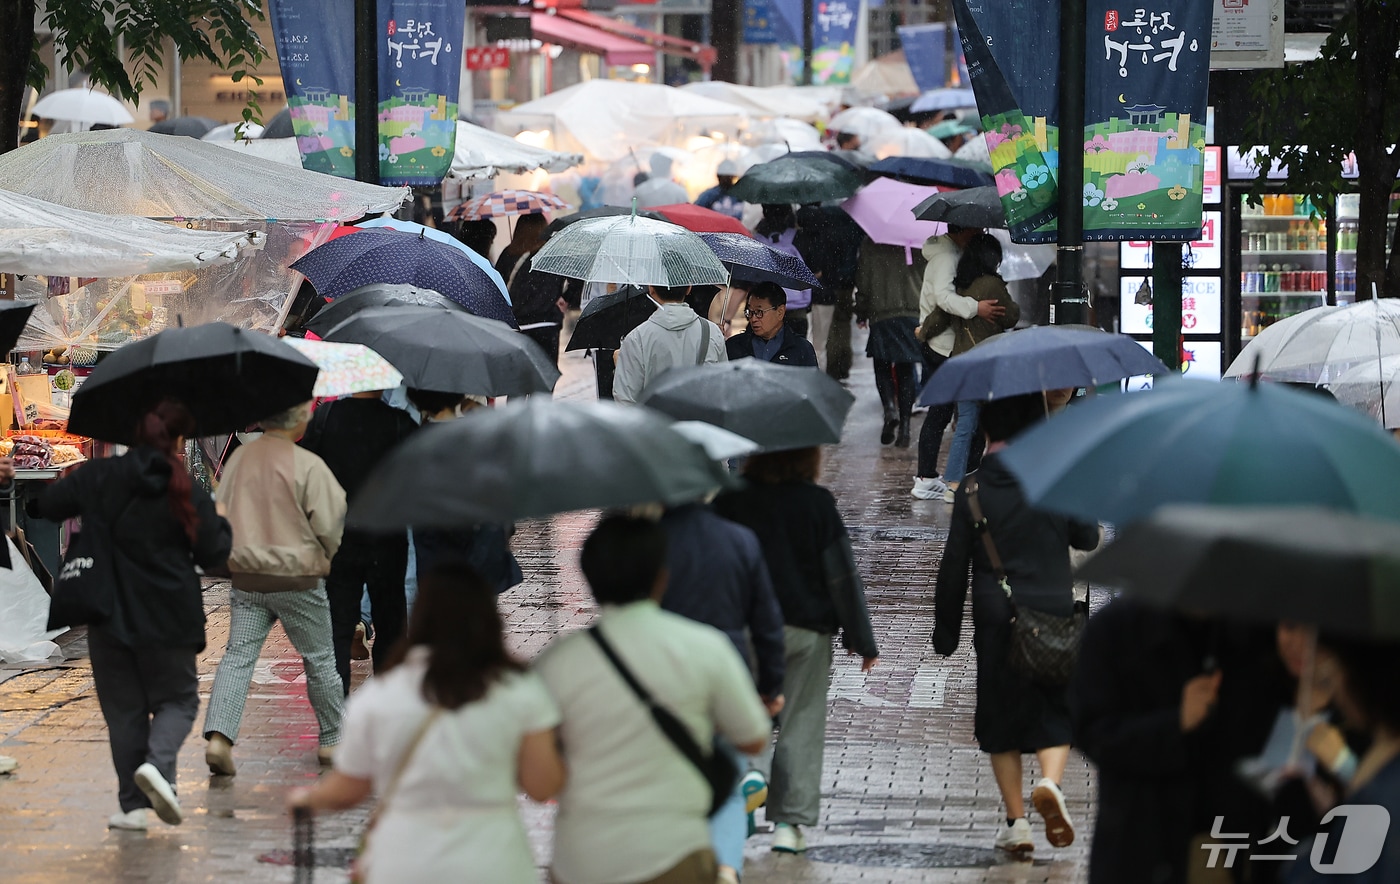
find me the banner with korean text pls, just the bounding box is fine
[377,0,464,185]
[269,0,358,178]
[766,0,859,84]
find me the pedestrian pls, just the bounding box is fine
[911,224,998,500]
[31,399,231,829]
[854,235,926,448]
[754,204,812,339]
[724,283,819,367]
[612,284,727,404]
[795,204,862,380]
[634,153,689,208]
[713,447,879,855]
[287,563,565,883]
[203,401,347,776]
[494,213,569,368]
[695,159,747,221]
[300,389,417,695]
[938,233,1020,502]
[455,218,497,260]
[933,392,1099,856]
[535,515,773,884]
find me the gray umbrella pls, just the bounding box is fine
[346,399,736,528]
[148,116,219,138]
[912,185,1006,229]
[323,305,559,397]
[637,359,856,452]
[303,283,463,337]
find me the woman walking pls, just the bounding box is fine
[33,399,231,829]
[287,563,565,883]
[933,393,1098,855]
[854,236,926,448]
[495,213,568,367]
[714,447,878,854]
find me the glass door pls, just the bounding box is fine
[1238,191,1329,344]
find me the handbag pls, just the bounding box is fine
[589,627,739,817]
[350,707,442,884]
[46,499,131,631]
[964,476,1086,687]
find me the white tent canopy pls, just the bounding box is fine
[0,189,261,277]
[680,83,842,123]
[450,120,583,180]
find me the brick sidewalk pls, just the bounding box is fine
[0,343,1094,883]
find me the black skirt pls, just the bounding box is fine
[865,316,923,363]
[970,583,1074,754]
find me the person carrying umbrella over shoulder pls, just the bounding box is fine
[724,282,818,367]
[613,284,727,404]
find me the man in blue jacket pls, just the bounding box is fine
[724,283,819,368]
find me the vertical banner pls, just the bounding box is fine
[377,0,464,185]
[768,0,857,84]
[269,0,358,179]
[897,23,947,93]
[743,0,781,44]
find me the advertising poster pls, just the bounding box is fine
[768,0,858,84]
[377,0,464,185]
[268,0,358,178]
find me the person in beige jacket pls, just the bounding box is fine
[202,401,347,776]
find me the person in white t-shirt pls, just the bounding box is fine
[536,516,773,884]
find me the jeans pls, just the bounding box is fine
[944,401,981,487]
[708,743,748,870]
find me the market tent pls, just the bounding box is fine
[210,137,304,167]
[681,83,842,123]
[450,121,583,180]
[851,51,920,100]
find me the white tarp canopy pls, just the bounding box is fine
[0,188,262,277]
[680,83,842,123]
[451,120,583,179]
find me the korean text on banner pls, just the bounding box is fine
[378,0,465,186]
[768,0,858,84]
[269,0,358,179]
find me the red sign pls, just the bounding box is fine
[465,47,510,70]
[1104,10,1119,31]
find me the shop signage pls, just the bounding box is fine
[466,47,511,70]
[1209,0,1283,69]
[1119,274,1222,334]
[1119,210,1222,270]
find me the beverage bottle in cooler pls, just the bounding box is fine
[1309,220,1323,251]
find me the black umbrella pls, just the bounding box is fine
[346,399,735,528]
[912,185,1007,229]
[565,286,655,352]
[303,283,463,337]
[637,358,856,452]
[1078,505,1400,639]
[260,107,294,139]
[0,302,36,355]
[148,116,218,138]
[728,151,867,205]
[545,205,666,239]
[67,323,319,443]
[324,305,559,397]
[870,156,996,190]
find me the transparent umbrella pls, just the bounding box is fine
[1225,298,1400,384]
[1327,354,1400,429]
[532,214,729,288]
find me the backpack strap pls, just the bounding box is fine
[696,321,712,365]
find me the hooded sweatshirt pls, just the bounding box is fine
[613,302,727,403]
[919,235,982,357]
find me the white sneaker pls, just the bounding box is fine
[1031,778,1075,848]
[0,755,16,775]
[995,817,1034,855]
[911,477,948,500]
[771,822,807,854]
[107,808,149,831]
[134,763,183,825]
[942,485,958,504]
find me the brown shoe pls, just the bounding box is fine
[205,732,235,777]
[350,621,370,661]
[1032,778,1075,848]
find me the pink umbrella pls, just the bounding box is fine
[840,177,949,255]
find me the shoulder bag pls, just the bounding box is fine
[695,320,712,365]
[589,626,738,816]
[46,496,133,631]
[964,476,1085,687]
[349,707,442,884]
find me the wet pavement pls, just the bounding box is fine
[0,333,1094,882]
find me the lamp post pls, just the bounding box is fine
[1051,0,1089,325]
[354,0,379,185]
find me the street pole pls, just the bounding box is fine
[802,0,814,85]
[1051,0,1088,325]
[354,0,380,185]
[1151,243,1183,372]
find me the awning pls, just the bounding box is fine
[529,13,655,67]
[559,9,717,70]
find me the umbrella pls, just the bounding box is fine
[345,399,735,528]
[652,204,752,236]
[911,87,978,115]
[281,338,403,398]
[1224,299,1400,384]
[545,205,666,238]
[699,233,820,288]
[564,286,656,352]
[746,117,824,149]
[926,120,978,141]
[997,377,1400,527]
[871,156,996,190]
[0,303,36,355]
[532,214,729,288]
[30,88,133,126]
[323,305,559,397]
[148,116,218,138]
[864,129,953,160]
[727,151,866,205]
[917,326,1171,406]
[200,122,264,141]
[446,190,571,221]
[290,228,516,326]
[1327,354,1400,428]
[302,283,464,338]
[1077,505,1400,640]
[260,107,294,138]
[637,359,856,452]
[67,323,319,443]
[827,107,904,141]
[912,185,1007,228]
[841,177,949,250]
[671,421,761,461]
[449,120,583,180]
[352,217,511,303]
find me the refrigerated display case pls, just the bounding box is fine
[1334,192,1399,303]
[1237,192,1331,346]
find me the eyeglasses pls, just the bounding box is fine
[744,306,782,319]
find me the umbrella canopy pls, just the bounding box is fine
[911,88,978,115]
[864,128,953,160]
[345,399,735,527]
[323,305,558,397]
[447,190,571,221]
[290,228,516,326]
[954,134,992,168]
[31,88,133,126]
[827,107,904,141]
[0,303,36,355]
[282,338,403,399]
[699,233,820,288]
[670,421,761,461]
[728,151,867,204]
[872,156,996,190]
[926,119,978,141]
[544,205,667,238]
[564,286,656,351]
[637,359,856,451]
[842,177,949,250]
[998,378,1400,526]
[0,128,406,221]
[680,82,840,123]
[1327,354,1400,428]
[352,217,511,303]
[745,117,825,149]
[67,323,319,443]
[449,120,583,180]
[532,214,729,288]
[200,122,264,141]
[260,107,294,138]
[1224,299,1400,384]
[912,185,1007,228]
[652,203,752,236]
[302,283,464,338]
[1077,505,1400,640]
[917,326,1171,406]
[148,116,218,138]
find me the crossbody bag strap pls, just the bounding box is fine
[367,707,442,828]
[588,627,710,771]
[695,321,712,365]
[963,476,1012,599]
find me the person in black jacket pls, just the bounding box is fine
[934,392,1100,857]
[794,205,861,379]
[495,213,568,368]
[33,399,231,831]
[713,446,878,856]
[724,283,818,368]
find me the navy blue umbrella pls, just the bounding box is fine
[290,228,516,327]
[870,156,994,190]
[918,325,1169,406]
[699,233,820,289]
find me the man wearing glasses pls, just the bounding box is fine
[724,283,818,367]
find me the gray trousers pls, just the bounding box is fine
[88,627,200,813]
[765,626,833,827]
[204,586,344,747]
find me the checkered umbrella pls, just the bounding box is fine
[448,190,571,221]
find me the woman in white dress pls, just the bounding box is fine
[288,563,566,883]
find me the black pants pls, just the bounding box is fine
[88,627,199,813]
[523,326,561,369]
[917,347,957,478]
[325,531,408,695]
[595,348,616,400]
[873,359,916,426]
[785,307,810,340]
[826,288,855,380]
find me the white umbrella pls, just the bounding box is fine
[533,214,729,288]
[1225,299,1400,383]
[200,122,265,141]
[1327,354,1400,429]
[670,421,760,461]
[864,128,953,160]
[827,107,904,142]
[31,88,133,126]
[746,118,823,150]
[955,134,992,168]
[990,229,1056,283]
